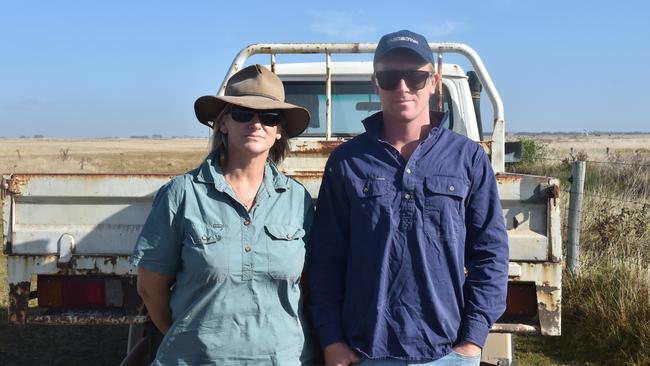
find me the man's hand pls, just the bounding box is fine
[324,342,361,366]
[452,341,482,356]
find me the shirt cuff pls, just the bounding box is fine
[317,322,345,349]
[459,317,491,347]
[129,255,177,277]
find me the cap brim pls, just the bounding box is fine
[194,95,311,138]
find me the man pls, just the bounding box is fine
[308,30,509,366]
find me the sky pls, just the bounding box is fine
[1,0,648,138]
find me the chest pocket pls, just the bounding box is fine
[182,222,229,276]
[423,176,468,241]
[265,224,306,280]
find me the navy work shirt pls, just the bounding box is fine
[308,111,509,361]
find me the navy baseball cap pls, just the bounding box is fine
[374,30,434,65]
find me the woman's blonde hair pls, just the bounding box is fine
[210,104,290,167]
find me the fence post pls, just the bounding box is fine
[567,160,586,274]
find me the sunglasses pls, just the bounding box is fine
[375,70,432,90]
[230,105,282,127]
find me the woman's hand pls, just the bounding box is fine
[324,342,361,366]
[136,266,175,334]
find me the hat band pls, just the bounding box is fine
[230,91,280,101]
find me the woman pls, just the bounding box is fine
[129,64,314,365]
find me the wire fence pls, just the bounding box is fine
[562,189,650,206]
[537,156,650,168]
[556,160,650,234]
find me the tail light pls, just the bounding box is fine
[500,281,538,320]
[37,275,138,309]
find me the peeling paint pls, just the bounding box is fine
[9,281,30,324]
[28,313,148,325]
[7,176,27,195]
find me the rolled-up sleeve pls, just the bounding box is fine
[308,154,351,348]
[129,179,185,277]
[461,148,509,347]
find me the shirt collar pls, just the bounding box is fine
[361,110,450,140]
[195,152,289,193]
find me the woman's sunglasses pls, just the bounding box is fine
[375,70,432,91]
[230,106,282,127]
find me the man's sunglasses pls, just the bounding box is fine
[375,70,432,91]
[230,106,282,127]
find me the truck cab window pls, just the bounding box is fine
[285,82,379,136]
[285,81,453,137]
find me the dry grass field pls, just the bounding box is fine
[2,133,649,176]
[1,134,649,365]
[0,138,209,175]
[508,132,650,160]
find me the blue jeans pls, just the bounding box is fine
[358,351,481,366]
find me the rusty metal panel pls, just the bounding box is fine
[9,255,137,276]
[6,174,172,256]
[497,173,562,262]
[499,261,562,336]
[9,281,30,324]
[7,255,138,324]
[280,139,342,198]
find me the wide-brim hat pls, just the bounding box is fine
[194,64,310,138]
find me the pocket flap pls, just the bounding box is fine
[352,178,389,198]
[264,224,305,241]
[187,222,224,245]
[424,176,468,198]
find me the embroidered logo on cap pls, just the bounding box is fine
[387,36,419,45]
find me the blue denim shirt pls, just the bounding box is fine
[308,111,508,361]
[130,152,314,365]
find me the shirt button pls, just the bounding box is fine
[201,235,208,241]
[363,186,369,193]
[244,246,251,252]
[244,219,251,226]
[406,168,412,174]
[404,193,411,199]
[449,185,455,192]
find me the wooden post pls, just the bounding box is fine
[567,160,586,274]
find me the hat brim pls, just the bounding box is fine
[194,95,310,138]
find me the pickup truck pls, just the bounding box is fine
[1,43,562,366]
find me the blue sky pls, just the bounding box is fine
[1,0,648,137]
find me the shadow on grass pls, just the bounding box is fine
[0,307,129,366]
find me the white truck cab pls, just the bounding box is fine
[274,61,480,140]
